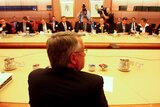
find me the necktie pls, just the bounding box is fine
[122,25,125,32]
[63,23,67,31]
[23,24,26,32]
[53,22,55,31]
[133,23,135,30]
[84,24,86,31]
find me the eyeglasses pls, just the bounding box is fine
[74,49,88,55]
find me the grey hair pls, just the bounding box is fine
[46,32,82,68]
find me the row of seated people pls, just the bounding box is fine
[0,16,160,35]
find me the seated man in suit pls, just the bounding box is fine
[136,18,152,35]
[89,18,97,32]
[18,16,34,33]
[78,16,91,33]
[28,32,108,107]
[96,18,108,33]
[10,16,20,33]
[0,18,12,34]
[38,18,53,33]
[58,16,73,32]
[116,17,130,34]
[155,24,160,35]
[74,17,81,32]
[49,16,59,33]
[129,17,138,34]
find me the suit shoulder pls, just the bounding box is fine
[29,68,49,77]
[80,71,103,81]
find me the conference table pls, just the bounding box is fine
[0,33,160,107]
[0,33,160,49]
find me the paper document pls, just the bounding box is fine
[102,76,113,92]
[0,72,12,89]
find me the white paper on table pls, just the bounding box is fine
[102,76,113,92]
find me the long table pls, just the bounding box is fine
[0,34,160,49]
[0,49,160,106]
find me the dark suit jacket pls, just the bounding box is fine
[28,67,108,107]
[78,22,91,33]
[10,21,20,33]
[0,23,12,34]
[74,21,81,32]
[155,24,160,34]
[116,23,130,33]
[129,22,138,32]
[50,21,59,33]
[18,22,35,33]
[38,23,53,32]
[96,24,108,33]
[136,24,152,35]
[58,21,73,31]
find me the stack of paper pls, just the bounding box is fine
[0,72,12,89]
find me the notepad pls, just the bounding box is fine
[102,76,113,92]
[0,72,12,89]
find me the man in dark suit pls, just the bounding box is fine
[89,18,97,32]
[74,18,81,32]
[38,18,53,33]
[58,16,73,31]
[0,18,12,34]
[28,32,108,107]
[10,16,20,33]
[49,16,59,33]
[78,16,91,33]
[18,16,34,33]
[129,17,138,34]
[96,18,108,33]
[116,17,130,34]
[136,18,152,35]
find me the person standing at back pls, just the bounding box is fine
[28,32,108,107]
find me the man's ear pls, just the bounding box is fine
[69,53,77,65]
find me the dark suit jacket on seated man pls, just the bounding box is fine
[49,16,59,33]
[18,16,34,33]
[116,17,130,34]
[0,18,12,34]
[38,18,53,33]
[58,16,73,31]
[96,18,108,33]
[28,32,108,107]
[78,16,91,33]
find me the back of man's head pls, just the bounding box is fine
[46,32,81,68]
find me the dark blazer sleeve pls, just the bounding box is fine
[46,23,53,31]
[38,24,43,32]
[96,76,109,107]
[52,21,59,32]
[74,21,81,32]
[87,23,91,32]
[58,22,65,31]
[155,24,160,34]
[5,23,12,34]
[26,22,35,33]
[145,26,152,35]
[66,21,73,31]
[116,23,122,33]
